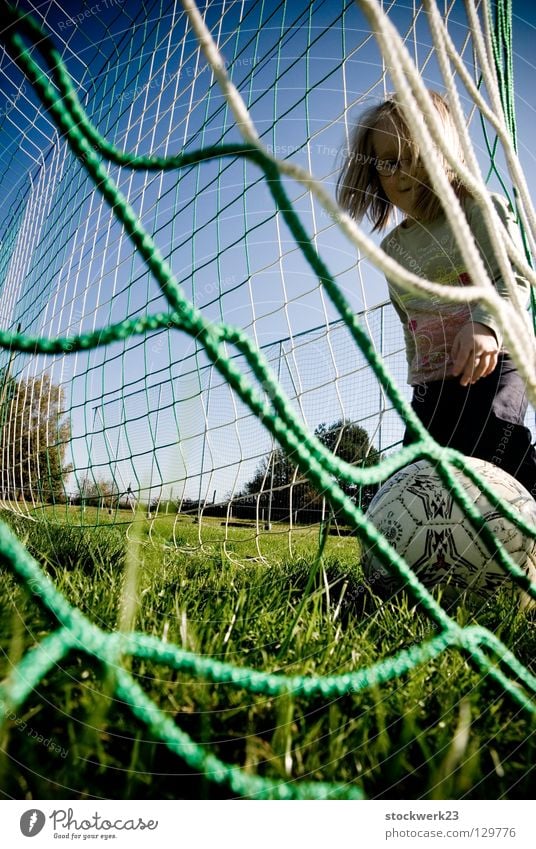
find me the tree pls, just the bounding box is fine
[239,418,380,520]
[0,371,72,502]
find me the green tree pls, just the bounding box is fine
[75,475,119,509]
[240,418,379,518]
[0,371,72,502]
[315,418,380,505]
[242,446,308,511]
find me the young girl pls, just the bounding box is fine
[337,91,536,497]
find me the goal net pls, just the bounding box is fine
[0,0,535,801]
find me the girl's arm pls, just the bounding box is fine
[451,321,499,386]
[452,194,529,385]
[388,283,417,380]
[467,194,530,343]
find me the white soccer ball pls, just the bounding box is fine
[362,457,536,604]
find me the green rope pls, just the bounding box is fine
[0,3,534,800]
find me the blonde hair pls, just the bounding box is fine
[336,90,468,231]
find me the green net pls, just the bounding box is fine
[0,0,535,799]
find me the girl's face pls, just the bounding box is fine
[371,117,426,222]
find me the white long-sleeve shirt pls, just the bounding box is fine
[381,192,530,385]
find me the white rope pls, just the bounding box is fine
[181,0,259,144]
[357,0,536,394]
[356,0,535,355]
[415,0,533,326]
[177,1,520,310]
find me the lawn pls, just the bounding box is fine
[0,509,534,799]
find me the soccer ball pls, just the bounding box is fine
[362,457,536,604]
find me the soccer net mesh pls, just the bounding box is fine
[0,0,420,544]
[3,0,528,541]
[0,0,534,799]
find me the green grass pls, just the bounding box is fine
[0,510,534,800]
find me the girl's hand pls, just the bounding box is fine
[451,322,499,386]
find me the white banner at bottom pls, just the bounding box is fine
[1,799,533,848]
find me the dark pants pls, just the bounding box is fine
[403,355,536,498]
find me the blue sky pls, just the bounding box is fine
[0,0,535,504]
